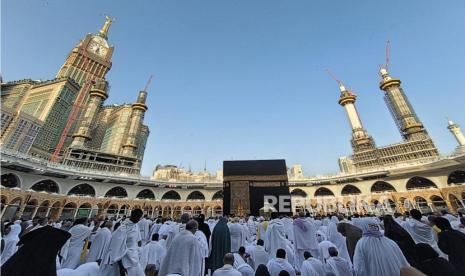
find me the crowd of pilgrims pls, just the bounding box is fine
[1,209,465,276]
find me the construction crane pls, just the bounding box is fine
[51,50,95,162]
[325,69,356,96]
[144,75,153,92]
[385,40,391,70]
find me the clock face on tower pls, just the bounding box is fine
[87,40,108,58]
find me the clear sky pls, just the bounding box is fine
[2,0,465,176]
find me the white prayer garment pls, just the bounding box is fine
[195,229,209,276]
[1,223,21,265]
[86,227,111,262]
[149,222,161,239]
[207,219,217,232]
[229,221,245,252]
[301,258,325,276]
[233,253,254,276]
[158,230,203,276]
[267,258,296,276]
[57,261,99,276]
[293,217,319,271]
[237,263,255,276]
[249,244,269,270]
[61,224,92,269]
[99,220,144,276]
[264,219,288,259]
[74,262,99,275]
[247,216,257,236]
[285,239,296,269]
[212,264,242,276]
[325,256,353,276]
[139,240,166,271]
[326,222,351,263]
[137,218,151,244]
[402,218,446,257]
[317,240,337,263]
[283,217,295,242]
[353,218,409,276]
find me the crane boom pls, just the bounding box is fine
[385,40,391,70]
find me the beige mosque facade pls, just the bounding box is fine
[1,18,465,222]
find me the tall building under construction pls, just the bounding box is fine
[0,17,149,174]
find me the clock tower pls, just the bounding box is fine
[56,16,114,86]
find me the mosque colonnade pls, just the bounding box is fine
[1,168,465,221]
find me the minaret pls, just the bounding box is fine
[337,82,376,151]
[70,79,109,147]
[121,86,149,157]
[447,119,465,150]
[379,67,429,141]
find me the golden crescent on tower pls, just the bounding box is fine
[99,15,115,39]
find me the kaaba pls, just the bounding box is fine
[223,159,292,216]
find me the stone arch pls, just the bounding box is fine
[1,173,21,188]
[212,190,223,200]
[61,202,77,219]
[31,179,59,193]
[49,201,61,220]
[162,190,181,200]
[430,195,447,211]
[1,195,7,212]
[414,196,429,213]
[406,177,438,190]
[314,187,335,197]
[187,191,205,201]
[107,204,119,215]
[213,205,223,216]
[290,188,307,198]
[136,189,155,199]
[448,194,461,210]
[76,203,92,219]
[68,184,96,196]
[371,181,396,193]
[173,206,182,218]
[184,206,192,213]
[447,170,465,185]
[193,206,202,215]
[104,186,128,198]
[119,204,129,216]
[2,197,22,221]
[341,185,361,196]
[163,206,172,217]
[22,199,39,220]
[36,200,50,217]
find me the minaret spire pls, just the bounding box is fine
[447,119,465,151]
[121,79,149,157]
[99,15,114,39]
[327,70,376,153]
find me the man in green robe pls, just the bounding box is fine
[208,217,231,272]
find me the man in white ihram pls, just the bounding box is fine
[213,253,242,276]
[249,239,269,270]
[139,233,166,273]
[267,248,296,276]
[158,220,203,276]
[293,213,318,272]
[87,221,113,262]
[229,217,245,252]
[99,209,144,276]
[137,215,151,245]
[265,213,288,259]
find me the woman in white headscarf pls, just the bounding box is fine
[1,223,21,265]
[353,218,409,276]
[326,222,351,263]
